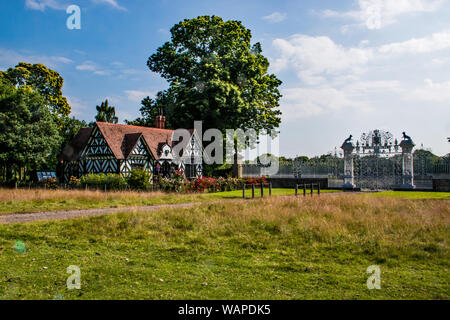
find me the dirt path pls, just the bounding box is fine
[0,202,204,225]
[0,192,351,225]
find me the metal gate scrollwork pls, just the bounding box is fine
[341,129,415,190]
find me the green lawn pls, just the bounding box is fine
[368,191,450,200]
[0,188,338,215]
[0,195,448,300]
[214,187,337,199]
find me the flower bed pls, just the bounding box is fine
[69,172,267,193]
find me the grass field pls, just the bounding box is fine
[367,191,450,200]
[2,187,447,215]
[0,194,448,300]
[0,188,338,215]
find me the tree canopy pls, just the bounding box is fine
[0,83,61,180]
[137,15,282,132]
[0,62,71,119]
[95,99,118,124]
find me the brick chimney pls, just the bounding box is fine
[155,115,166,129]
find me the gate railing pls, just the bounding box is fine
[241,155,448,190]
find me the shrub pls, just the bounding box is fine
[184,177,217,193]
[105,173,127,190]
[80,173,126,190]
[42,177,58,189]
[80,173,103,188]
[181,176,244,193]
[243,176,267,185]
[157,170,186,192]
[126,168,151,191]
[68,176,80,187]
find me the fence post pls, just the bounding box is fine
[269,183,272,197]
[318,183,320,195]
[295,184,298,196]
[252,184,255,199]
[104,184,107,192]
[243,184,246,199]
[303,184,306,196]
[260,183,264,198]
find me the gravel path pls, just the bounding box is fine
[0,202,203,225]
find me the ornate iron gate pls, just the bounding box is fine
[353,155,403,190]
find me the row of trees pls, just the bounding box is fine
[0,62,120,184]
[0,63,83,183]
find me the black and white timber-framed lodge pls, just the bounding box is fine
[60,116,203,183]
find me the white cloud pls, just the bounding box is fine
[111,61,124,67]
[76,61,111,75]
[124,90,154,103]
[322,0,445,30]
[280,81,401,121]
[281,86,364,119]
[272,35,372,85]
[408,78,450,102]
[54,56,73,64]
[25,0,127,11]
[92,0,127,11]
[429,57,449,66]
[76,61,96,71]
[262,12,287,23]
[25,0,67,11]
[270,30,450,124]
[378,30,450,54]
[272,30,450,86]
[120,69,139,75]
[67,96,89,118]
[0,48,73,70]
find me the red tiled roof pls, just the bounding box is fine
[63,122,196,161]
[96,122,175,159]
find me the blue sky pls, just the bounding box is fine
[1,0,449,157]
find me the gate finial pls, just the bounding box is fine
[402,131,412,142]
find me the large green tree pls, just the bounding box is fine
[141,15,282,132]
[0,83,61,181]
[0,62,71,119]
[95,99,118,124]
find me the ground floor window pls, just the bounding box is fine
[185,163,196,178]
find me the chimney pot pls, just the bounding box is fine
[155,115,166,129]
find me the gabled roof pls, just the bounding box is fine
[60,127,94,161]
[96,122,175,159]
[62,122,200,161]
[121,133,143,158]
